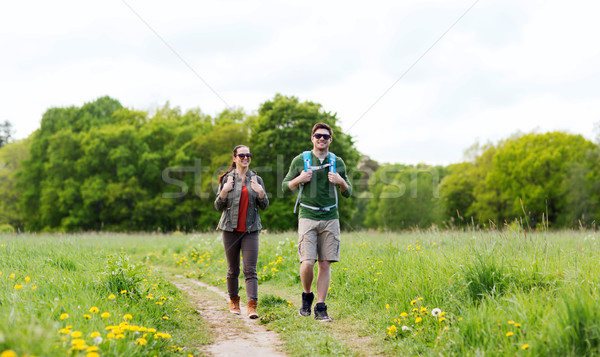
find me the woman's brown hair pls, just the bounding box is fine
[218,145,247,183]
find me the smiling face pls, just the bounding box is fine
[311,128,332,151]
[234,146,251,169]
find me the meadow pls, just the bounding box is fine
[1,229,599,356]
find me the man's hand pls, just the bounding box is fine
[250,176,265,199]
[328,172,348,192]
[328,172,343,185]
[297,170,313,184]
[287,170,312,191]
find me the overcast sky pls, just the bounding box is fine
[1,0,599,165]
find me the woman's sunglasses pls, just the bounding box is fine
[313,133,331,140]
[236,153,253,158]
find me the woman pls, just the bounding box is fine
[214,145,268,319]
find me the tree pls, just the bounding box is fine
[19,97,125,231]
[0,136,31,229]
[0,120,13,148]
[351,155,380,229]
[439,162,476,227]
[365,164,446,230]
[464,132,596,228]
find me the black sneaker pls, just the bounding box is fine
[299,292,314,317]
[314,302,333,322]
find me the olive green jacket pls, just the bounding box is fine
[214,170,269,232]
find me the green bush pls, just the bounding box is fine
[0,223,14,233]
[102,253,146,296]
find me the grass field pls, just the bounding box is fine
[1,229,599,356]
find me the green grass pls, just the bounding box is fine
[0,234,211,357]
[2,230,599,356]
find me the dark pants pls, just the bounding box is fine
[222,230,259,301]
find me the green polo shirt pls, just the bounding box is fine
[282,151,352,220]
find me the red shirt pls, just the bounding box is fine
[235,185,249,232]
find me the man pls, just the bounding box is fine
[282,123,352,322]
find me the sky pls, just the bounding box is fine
[1,0,599,165]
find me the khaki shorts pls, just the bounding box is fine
[297,218,340,262]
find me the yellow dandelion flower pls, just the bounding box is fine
[385,304,390,309]
[90,331,100,338]
[400,312,408,317]
[14,285,23,290]
[410,300,416,305]
[86,346,99,352]
[89,307,99,313]
[506,331,514,337]
[148,328,156,333]
[162,316,169,320]
[415,317,423,323]
[1,350,18,357]
[86,352,100,357]
[387,325,397,335]
[108,294,116,300]
[508,320,515,325]
[106,332,115,339]
[60,313,69,320]
[31,285,37,290]
[101,312,110,319]
[71,339,87,350]
[135,337,148,345]
[71,331,82,338]
[515,323,522,328]
[25,276,31,282]
[120,290,127,294]
[439,317,446,322]
[417,297,423,301]
[9,274,15,279]
[123,314,133,320]
[83,314,91,319]
[521,344,530,350]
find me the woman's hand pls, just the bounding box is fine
[250,176,265,199]
[219,176,234,200]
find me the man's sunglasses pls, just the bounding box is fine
[236,153,253,158]
[313,133,331,140]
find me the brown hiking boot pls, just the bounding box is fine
[247,300,258,319]
[229,296,241,315]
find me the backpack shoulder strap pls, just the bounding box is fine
[329,152,336,173]
[294,152,311,213]
[302,151,312,172]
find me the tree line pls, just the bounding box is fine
[0,96,598,232]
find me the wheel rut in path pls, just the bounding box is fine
[172,277,287,357]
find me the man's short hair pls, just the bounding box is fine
[312,123,333,136]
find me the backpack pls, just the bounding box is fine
[293,151,338,213]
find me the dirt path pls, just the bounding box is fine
[171,276,287,357]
